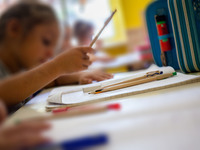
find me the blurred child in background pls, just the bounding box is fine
[73,20,114,63]
[73,20,94,46]
[0,1,113,112]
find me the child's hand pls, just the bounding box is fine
[0,100,7,124]
[54,47,93,74]
[79,70,113,84]
[0,120,51,150]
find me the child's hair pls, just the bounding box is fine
[0,0,58,43]
[73,20,94,39]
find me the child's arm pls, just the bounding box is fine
[52,70,113,86]
[0,100,7,124]
[44,72,81,88]
[0,47,93,105]
[0,60,62,105]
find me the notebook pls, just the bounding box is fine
[46,65,200,109]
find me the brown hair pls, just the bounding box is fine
[73,20,94,39]
[0,0,58,43]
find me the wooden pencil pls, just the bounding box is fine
[16,104,121,123]
[42,107,108,121]
[101,70,163,90]
[91,72,177,94]
[90,9,117,47]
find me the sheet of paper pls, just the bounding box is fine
[60,73,199,105]
[47,65,200,105]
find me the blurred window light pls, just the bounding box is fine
[0,0,115,39]
[65,0,114,39]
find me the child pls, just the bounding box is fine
[0,1,112,111]
[73,20,94,46]
[73,20,114,62]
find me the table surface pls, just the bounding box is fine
[5,71,200,150]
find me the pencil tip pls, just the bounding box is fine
[95,91,102,94]
[88,91,102,94]
[95,89,103,93]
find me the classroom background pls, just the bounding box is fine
[0,0,154,73]
[2,1,200,149]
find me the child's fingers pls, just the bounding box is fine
[82,61,92,68]
[93,71,113,79]
[94,72,113,81]
[0,124,23,136]
[84,60,92,66]
[92,76,106,81]
[82,65,89,70]
[80,79,92,84]
[19,121,51,133]
[0,124,51,150]
[80,47,94,54]
[101,73,113,79]
[10,131,51,149]
[6,121,51,136]
[20,133,51,148]
[82,54,90,60]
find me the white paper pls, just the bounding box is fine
[47,65,200,105]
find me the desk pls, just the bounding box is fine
[5,72,200,150]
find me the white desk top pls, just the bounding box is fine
[5,72,200,150]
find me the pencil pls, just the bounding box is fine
[17,104,121,123]
[91,72,177,94]
[90,9,117,47]
[101,70,163,90]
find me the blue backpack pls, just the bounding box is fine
[146,0,200,73]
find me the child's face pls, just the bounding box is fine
[18,22,59,69]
